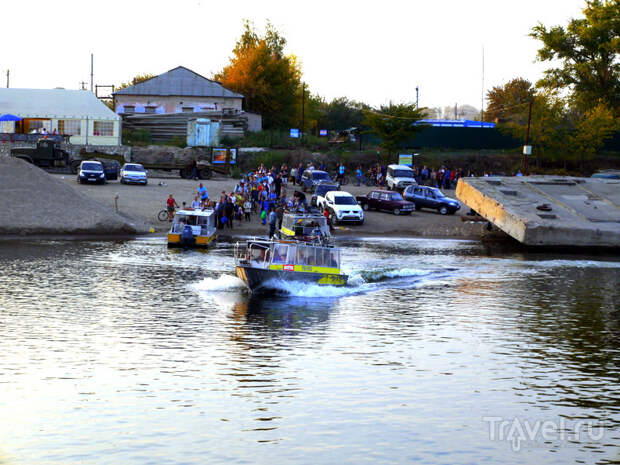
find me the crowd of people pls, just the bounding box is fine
[164,160,504,236]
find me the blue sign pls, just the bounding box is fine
[319,129,328,137]
[290,128,300,138]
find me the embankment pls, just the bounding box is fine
[0,157,147,236]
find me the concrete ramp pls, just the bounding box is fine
[456,176,620,247]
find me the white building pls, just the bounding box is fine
[0,88,121,146]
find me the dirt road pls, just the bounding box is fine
[51,173,490,240]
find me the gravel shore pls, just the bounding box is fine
[49,172,493,241]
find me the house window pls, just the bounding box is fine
[93,121,114,136]
[58,119,81,136]
[145,106,157,114]
[182,107,195,113]
[123,106,135,114]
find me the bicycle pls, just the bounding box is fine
[157,209,170,221]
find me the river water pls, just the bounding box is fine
[0,238,618,465]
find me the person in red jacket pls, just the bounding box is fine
[166,194,179,222]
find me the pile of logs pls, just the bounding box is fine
[122,110,248,142]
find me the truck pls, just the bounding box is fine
[11,139,70,167]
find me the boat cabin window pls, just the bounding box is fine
[272,244,290,264]
[293,245,339,268]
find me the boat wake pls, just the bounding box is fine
[191,267,456,299]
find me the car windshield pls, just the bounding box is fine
[316,185,338,195]
[313,172,330,180]
[391,193,404,201]
[125,164,145,172]
[393,169,414,178]
[82,163,102,171]
[334,196,357,205]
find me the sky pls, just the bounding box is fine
[1,0,586,112]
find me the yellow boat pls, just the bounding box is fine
[234,239,347,292]
[167,208,216,248]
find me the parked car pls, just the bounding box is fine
[319,191,364,225]
[355,190,415,215]
[101,160,119,181]
[120,163,148,185]
[403,185,460,215]
[77,160,107,185]
[301,170,333,192]
[312,182,340,207]
[386,164,417,190]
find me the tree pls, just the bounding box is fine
[215,21,302,129]
[485,78,536,123]
[569,102,617,168]
[321,97,369,131]
[361,103,427,160]
[530,0,620,115]
[115,73,156,92]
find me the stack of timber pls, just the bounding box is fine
[123,110,248,142]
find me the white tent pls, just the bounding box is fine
[0,88,120,145]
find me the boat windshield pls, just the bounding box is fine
[271,243,340,268]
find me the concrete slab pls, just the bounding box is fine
[456,176,620,247]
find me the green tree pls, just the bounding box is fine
[215,21,302,129]
[361,103,427,161]
[485,78,536,123]
[530,0,620,114]
[323,97,369,131]
[569,102,617,169]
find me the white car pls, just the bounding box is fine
[319,191,364,225]
[120,163,148,185]
[386,164,417,190]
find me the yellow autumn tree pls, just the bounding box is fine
[215,21,302,129]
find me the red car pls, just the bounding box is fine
[355,190,415,215]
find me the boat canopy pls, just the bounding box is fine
[238,239,340,270]
[281,213,330,238]
[171,209,216,235]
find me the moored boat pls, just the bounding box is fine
[168,208,216,248]
[234,239,347,292]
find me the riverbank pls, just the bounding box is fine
[48,172,504,241]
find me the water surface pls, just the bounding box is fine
[0,238,618,464]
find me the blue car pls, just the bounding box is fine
[300,170,333,192]
[403,185,460,215]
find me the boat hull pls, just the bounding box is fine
[167,233,215,248]
[235,265,348,292]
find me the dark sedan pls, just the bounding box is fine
[403,185,460,215]
[355,190,415,215]
[300,170,333,192]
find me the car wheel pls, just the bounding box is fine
[394,208,401,215]
[439,206,448,215]
[358,219,364,225]
[120,178,125,184]
[144,180,148,186]
[362,203,369,211]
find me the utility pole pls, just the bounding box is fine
[90,53,94,92]
[481,46,484,121]
[454,103,457,119]
[6,69,8,88]
[79,81,87,90]
[522,100,533,176]
[415,86,419,109]
[301,81,305,144]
